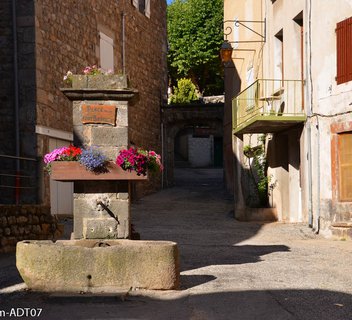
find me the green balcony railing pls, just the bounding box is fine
[233,79,306,134]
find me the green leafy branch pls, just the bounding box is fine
[243,134,274,207]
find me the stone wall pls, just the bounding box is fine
[0,205,62,252]
[0,0,14,158]
[35,0,167,203]
[0,0,37,204]
[124,2,168,198]
[0,0,15,203]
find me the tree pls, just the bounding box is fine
[167,0,224,95]
[169,78,199,104]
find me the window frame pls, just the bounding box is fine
[132,0,150,18]
[331,121,352,203]
[99,31,114,73]
[337,132,352,201]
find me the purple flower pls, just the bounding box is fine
[79,147,107,172]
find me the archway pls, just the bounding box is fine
[161,103,224,187]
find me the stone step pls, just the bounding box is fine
[330,222,352,240]
[235,207,278,222]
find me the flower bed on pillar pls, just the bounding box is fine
[50,161,147,181]
[63,65,128,90]
[44,146,162,182]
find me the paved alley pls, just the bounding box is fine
[0,168,352,320]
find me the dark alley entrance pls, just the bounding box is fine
[161,101,224,187]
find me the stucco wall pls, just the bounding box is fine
[226,0,352,231]
[307,1,352,229]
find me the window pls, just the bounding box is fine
[132,0,150,18]
[338,132,352,201]
[139,0,145,13]
[336,17,352,85]
[274,29,283,86]
[99,32,114,72]
[293,12,304,110]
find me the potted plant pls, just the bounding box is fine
[44,146,162,181]
[63,65,128,89]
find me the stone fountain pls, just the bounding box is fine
[16,75,179,292]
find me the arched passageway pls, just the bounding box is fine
[161,102,224,187]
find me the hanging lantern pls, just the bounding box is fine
[220,41,233,63]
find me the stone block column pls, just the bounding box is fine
[61,80,138,239]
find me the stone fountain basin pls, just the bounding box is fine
[16,239,179,292]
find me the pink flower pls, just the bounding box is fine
[43,147,69,164]
[116,147,162,176]
[83,66,92,74]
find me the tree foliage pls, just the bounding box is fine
[169,78,199,104]
[167,0,224,95]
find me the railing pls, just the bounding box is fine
[0,154,38,204]
[233,79,305,130]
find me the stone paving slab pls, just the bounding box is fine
[0,168,352,319]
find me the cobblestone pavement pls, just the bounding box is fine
[0,168,351,320]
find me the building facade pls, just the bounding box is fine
[225,0,352,236]
[0,0,167,208]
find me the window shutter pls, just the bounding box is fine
[347,18,352,82]
[99,32,114,73]
[338,133,352,201]
[336,17,352,85]
[145,0,150,18]
[132,0,138,8]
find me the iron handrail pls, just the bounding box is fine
[233,79,305,129]
[0,155,38,203]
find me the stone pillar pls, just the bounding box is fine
[61,79,138,239]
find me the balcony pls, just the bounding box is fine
[233,79,306,135]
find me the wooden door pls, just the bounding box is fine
[49,138,73,216]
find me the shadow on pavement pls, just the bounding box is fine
[0,253,23,289]
[1,168,337,320]
[133,168,287,273]
[180,244,290,272]
[0,289,351,320]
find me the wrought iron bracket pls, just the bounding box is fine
[224,19,266,44]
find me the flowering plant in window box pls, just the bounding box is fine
[44,145,82,170]
[116,147,163,176]
[62,65,127,89]
[43,146,155,181]
[44,145,107,173]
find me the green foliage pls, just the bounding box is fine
[167,0,224,95]
[169,78,199,104]
[244,135,273,207]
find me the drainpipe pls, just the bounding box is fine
[12,0,20,205]
[161,121,164,189]
[305,0,319,232]
[307,122,313,227]
[305,0,313,227]
[315,118,320,233]
[121,11,126,75]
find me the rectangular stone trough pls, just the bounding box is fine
[16,239,179,292]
